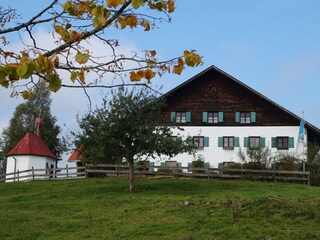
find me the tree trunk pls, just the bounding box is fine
[129,161,134,193]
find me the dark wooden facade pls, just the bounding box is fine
[162,66,320,143]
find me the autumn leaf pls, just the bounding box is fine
[17,64,28,77]
[107,0,125,8]
[141,20,150,31]
[79,68,85,84]
[70,71,80,83]
[47,74,62,92]
[144,69,155,83]
[131,0,145,9]
[149,50,156,57]
[75,52,90,64]
[184,50,203,67]
[130,71,141,81]
[22,90,32,100]
[168,0,175,13]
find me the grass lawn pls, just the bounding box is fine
[1,177,320,240]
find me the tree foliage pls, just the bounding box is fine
[0,0,202,98]
[1,81,67,159]
[74,87,195,191]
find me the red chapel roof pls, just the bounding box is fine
[68,147,83,162]
[6,131,58,160]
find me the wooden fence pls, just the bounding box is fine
[0,164,310,185]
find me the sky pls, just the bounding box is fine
[1,0,320,165]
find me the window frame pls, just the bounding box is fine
[223,136,234,150]
[175,112,186,123]
[249,136,261,149]
[208,112,219,124]
[240,112,251,124]
[193,136,205,149]
[276,136,289,150]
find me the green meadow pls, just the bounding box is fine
[1,177,320,240]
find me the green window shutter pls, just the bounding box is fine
[188,162,192,172]
[251,112,256,123]
[204,162,210,170]
[218,112,224,122]
[202,112,208,123]
[218,163,224,169]
[204,137,209,147]
[218,137,223,147]
[161,162,165,167]
[170,112,176,122]
[188,137,193,146]
[235,112,240,122]
[244,137,249,147]
[186,112,191,122]
[234,137,240,147]
[260,137,266,148]
[149,162,154,172]
[177,162,182,169]
[289,137,294,148]
[271,137,277,148]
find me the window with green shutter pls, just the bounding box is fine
[235,112,240,122]
[234,137,240,147]
[204,137,209,147]
[218,137,223,147]
[186,112,191,123]
[187,162,192,172]
[289,137,294,148]
[260,137,266,148]
[223,136,234,150]
[202,112,208,123]
[218,112,224,122]
[250,112,256,123]
[170,112,176,122]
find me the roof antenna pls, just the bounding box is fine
[35,110,43,136]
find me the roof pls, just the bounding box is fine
[6,131,58,160]
[163,65,320,138]
[68,147,83,162]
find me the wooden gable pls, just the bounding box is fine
[162,66,320,143]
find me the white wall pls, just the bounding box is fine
[150,126,307,168]
[6,155,57,182]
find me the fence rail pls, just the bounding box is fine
[0,164,310,185]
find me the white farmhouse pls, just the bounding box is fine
[150,65,320,169]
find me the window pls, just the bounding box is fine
[249,137,260,149]
[193,136,204,149]
[240,112,251,123]
[165,161,177,167]
[277,137,289,149]
[223,136,234,150]
[235,112,256,123]
[171,112,191,123]
[176,112,186,123]
[203,112,223,123]
[208,112,218,123]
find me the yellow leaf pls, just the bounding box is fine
[70,71,79,83]
[132,0,145,9]
[141,20,150,31]
[173,64,183,75]
[168,0,175,13]
[184,50,203,67]
[22,90,32,100]
[106,0,125,8]
[130,71,141,81]
[79,68,85,84]
[144,69,155,83]
[75,52,90,64]
[126,15,138,28]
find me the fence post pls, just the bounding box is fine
[32,167,35,180]
[66,164,69,178]
[144,163,147,177]
[17,170,20,182]
[85,164,88,178]
[116,163,118,177]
